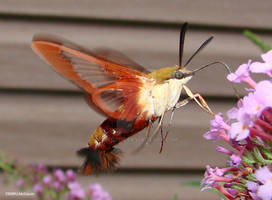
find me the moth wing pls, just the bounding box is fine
[32,34,152,120]
[92,48,150,74]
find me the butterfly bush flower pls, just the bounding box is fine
[16,178,25,188]
[202,50,272,200]
[227,61,257,88]
[42,174,51,186]
[33,183,43,199]
[67,182,86,200]
[89,184,112,200]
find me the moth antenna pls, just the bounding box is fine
[191,61,241,99]
[178,23,188,68]
[184,36,214,67]
[191,61,230,74]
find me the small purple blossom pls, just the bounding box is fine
[228,154,241,167]
[42,175,51,186]
[229,121,250,141]
[54,169,66,183]
[203,113,230,141]
[16,178,24,188]
[246,181,262,200]
[249,192,262,200]
[210,113,229,130]
[203,129,223,141]
[201,165,233,191]
[257,182,272,200]
[216,146,233,155]
[89,184,103,193]
[227,107,239,119]
[67,182,85,200]
[254,167,272,200]
[33,183,43,198]
[236,106,253,126]
[250,50,272,77]
[255,166,272,184]
[89,184,112,200]
[53,180,64,192]
[227,62,250,83]
[33,183,42,193]
[66,169,76,182]
[246,181,258,193]
[242,93,263,116]
[30,163,47,175]
[254,80,272,109]
[37,164,47,173]
[227,188,238,197]
[227,61,258,88]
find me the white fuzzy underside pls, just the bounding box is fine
[138,77,191,117]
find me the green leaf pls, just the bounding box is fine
[243,30,271,52]
[231,184,245,192]
[253,147,272,165]
[242,152,256,165]
[261,148,272,159]
[246,173,257,182]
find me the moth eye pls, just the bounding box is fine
[173,70,185,79]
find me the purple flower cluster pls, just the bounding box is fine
[18,166,112,200]
[0,154,112,200]
[202,50,272,200]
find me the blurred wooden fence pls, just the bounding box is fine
[0,1,272,199]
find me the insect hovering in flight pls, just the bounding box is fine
[32,23,216,174]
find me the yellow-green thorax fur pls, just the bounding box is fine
[147,65,192,83]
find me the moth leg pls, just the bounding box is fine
[132,119,153,153]
[159,121,164,152]
[150,111,166,143]
[182,85,214,116]
[175,97,191,108]
[134,109,166,153]
[159,107,176,153]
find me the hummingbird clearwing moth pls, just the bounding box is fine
[32,23,216,174]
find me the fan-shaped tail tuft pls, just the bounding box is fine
[77,147,122,174]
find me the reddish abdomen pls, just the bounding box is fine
[88,113,155,151]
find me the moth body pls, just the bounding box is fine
[139,71,192,117]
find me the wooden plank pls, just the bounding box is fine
[0,92,235,169]
[0,173,217,200]
[0,20,270,97]
[0,0,272,29]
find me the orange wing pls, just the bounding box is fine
[32,34,151,120]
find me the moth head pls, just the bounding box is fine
[172,66,193,84]
[172,67,193,82]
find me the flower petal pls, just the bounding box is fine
[227,63,250,83]
[250,62,271,73]
[255,166,272,184]
[257,181,272,200]
[261,50,272,64]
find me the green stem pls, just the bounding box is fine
[243,30,271,52]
